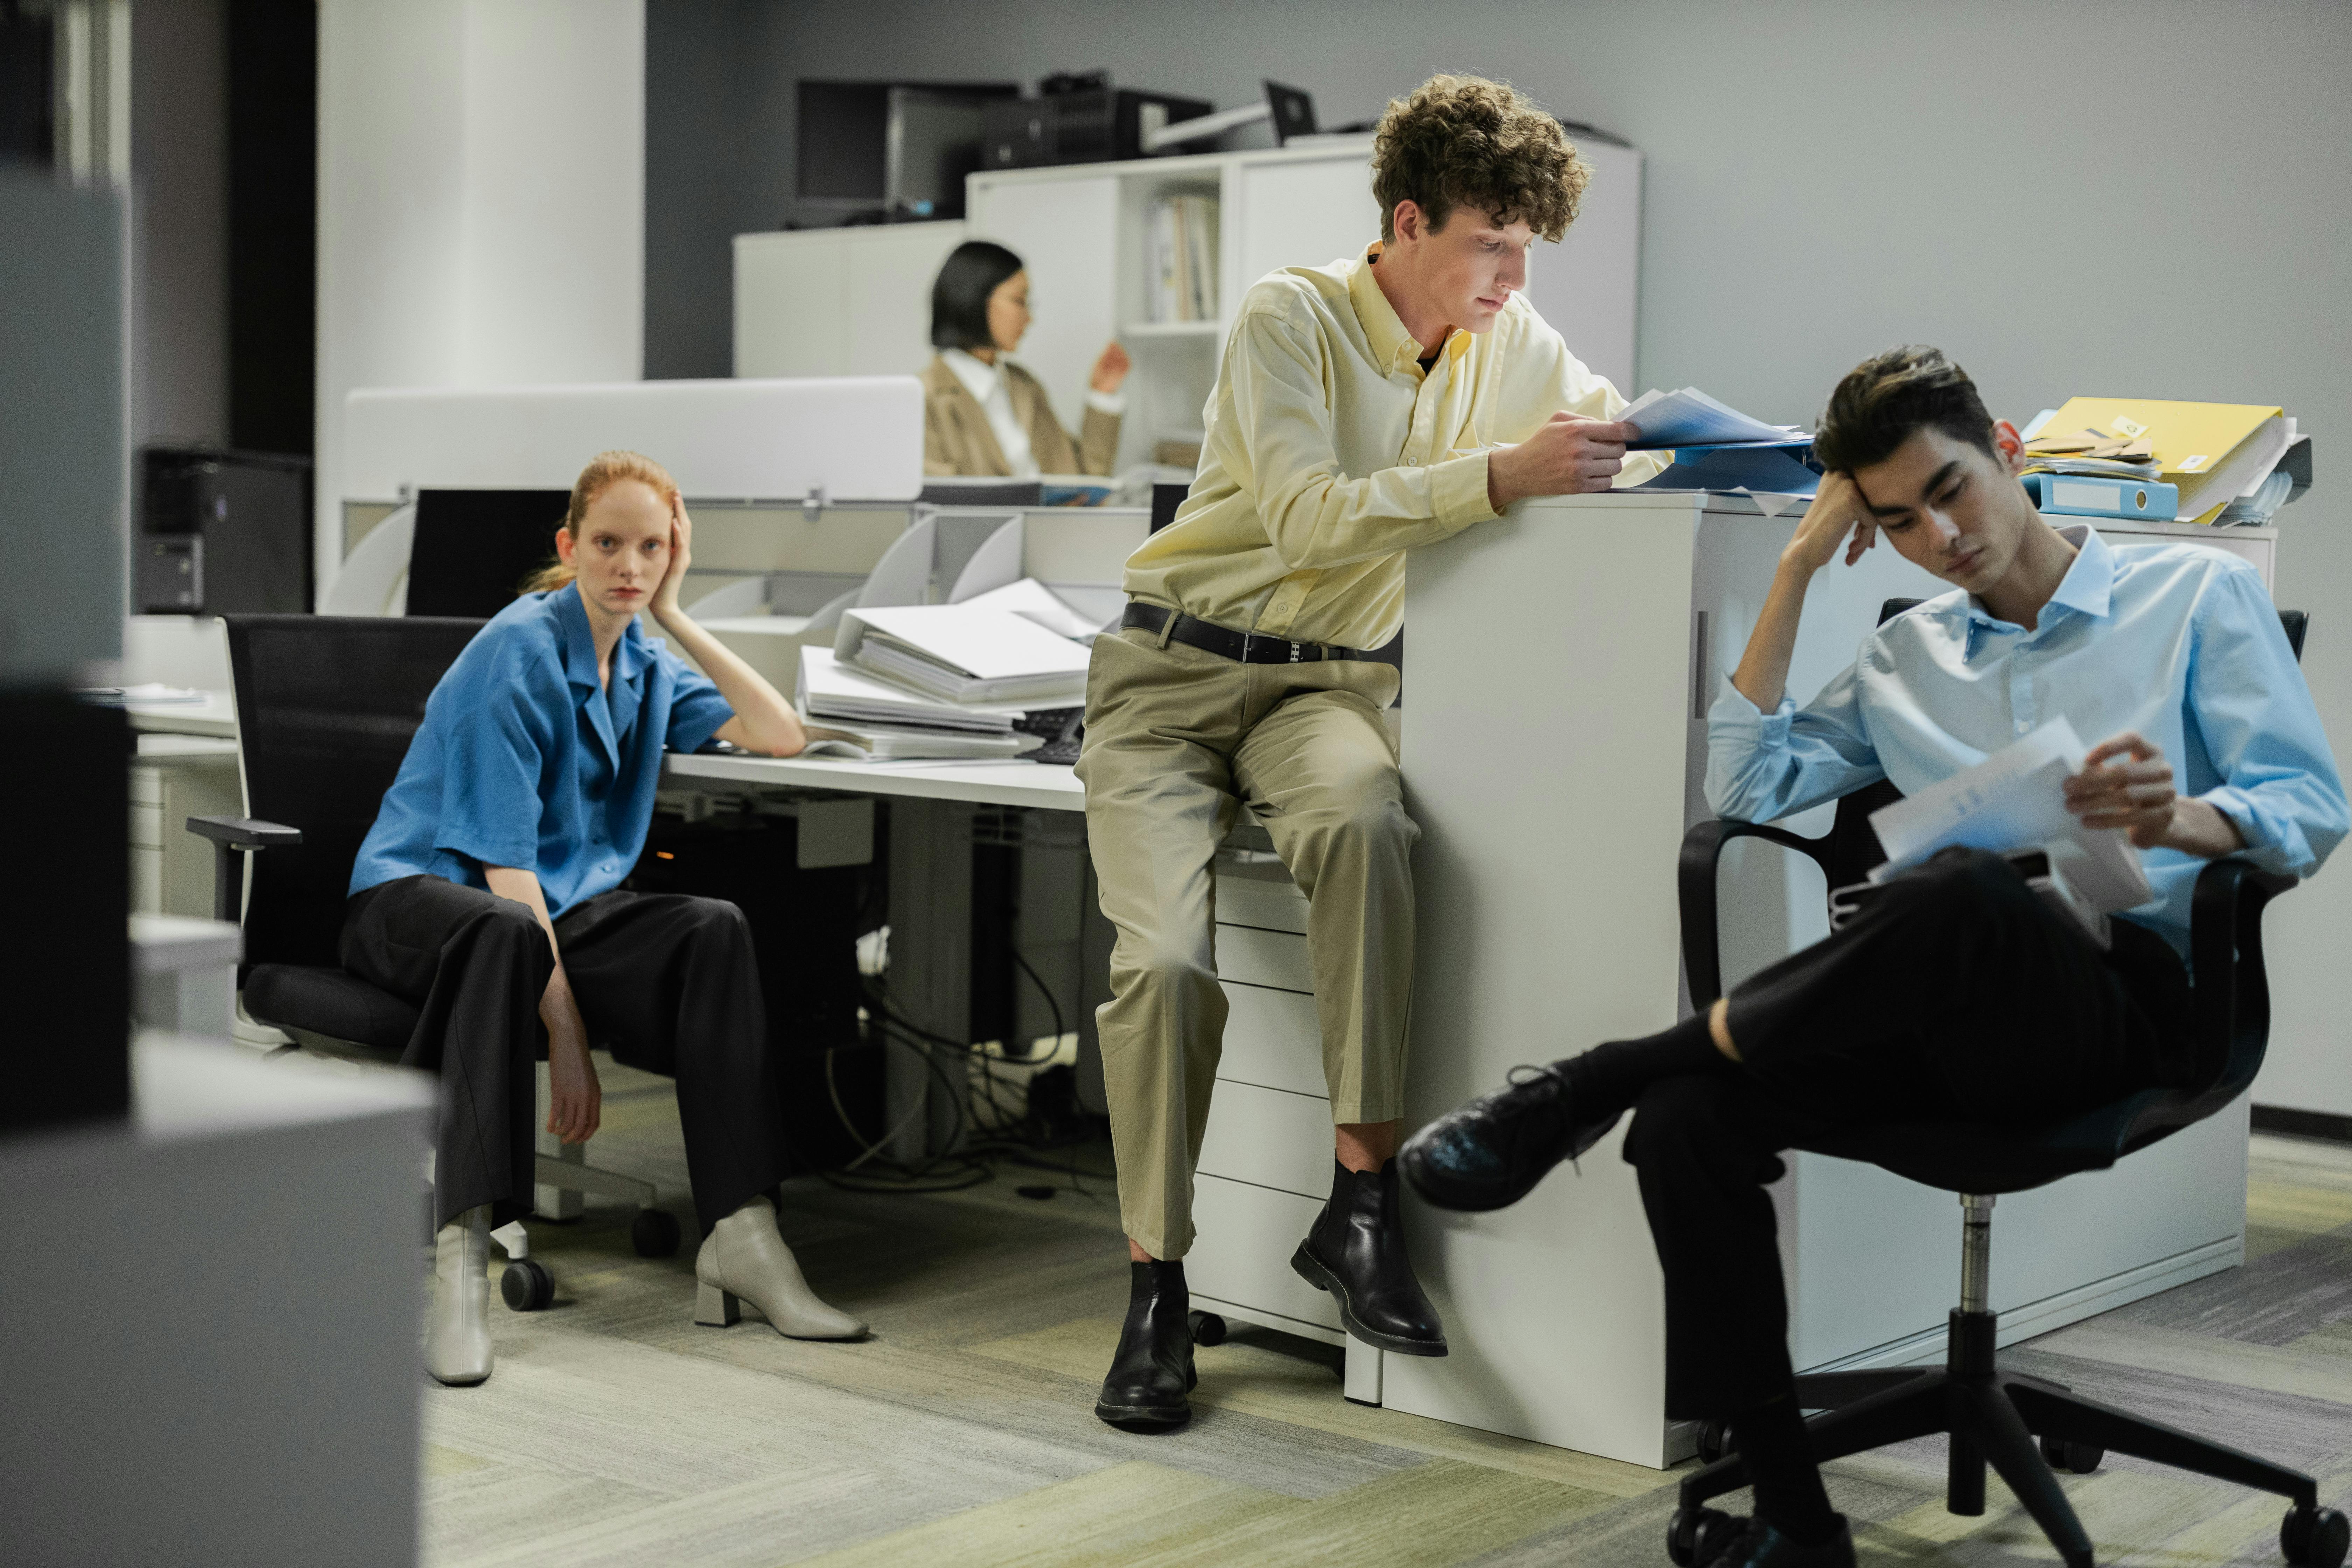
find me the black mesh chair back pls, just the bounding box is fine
[224,615,485,971]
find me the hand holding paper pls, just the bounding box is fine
[2065,732,2246,859]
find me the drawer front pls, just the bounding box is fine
[1215,865,1308,935]
[128,765,165,807]
[1188,1174,1341,1334]
[128,801,165,849]
[1218,981,1325,1098]
[1198,1079,1334,1200]
[1216,922,1312,993]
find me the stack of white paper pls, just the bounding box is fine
[836,603,1092,706]
[1867,717,2153,913]
[957,577,1111,643]
[798,647,1029,735]
[799,724,1040,762]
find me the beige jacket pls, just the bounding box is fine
[922,355,1120,478]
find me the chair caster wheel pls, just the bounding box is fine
[2283,1505,2350,1568]
[1187,1310,1226,1346]
[501,1258,554,1312]
[631,1207,681,1258]
[2039,1436,2104,1474]
[1667,1506,1738,1568]
[1697,1419,1737,1465]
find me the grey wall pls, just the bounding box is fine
[131,0,228,450]
[646,0,2352,1107]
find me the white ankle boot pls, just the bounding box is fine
[694,1196,867,1340]
[425,1205,495,1385]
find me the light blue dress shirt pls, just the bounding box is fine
[350,586,736,919]
[1707,524,2348,957]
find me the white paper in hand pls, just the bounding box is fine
[1867,717,2154,912]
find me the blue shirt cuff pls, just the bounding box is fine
[2199,785,2273,855]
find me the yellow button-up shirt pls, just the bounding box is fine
[1120,246,1664,651]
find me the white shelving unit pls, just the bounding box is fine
[733,135,1643,471]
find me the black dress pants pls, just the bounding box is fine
[342,874,790,1232]
[1624,847,2193,1419]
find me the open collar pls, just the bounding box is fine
[1348,243,1465,381]
[1959,523,2114,654]
[553,585,651,771]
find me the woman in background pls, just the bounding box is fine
[923,239,1129,477]
[346,450,867,1387]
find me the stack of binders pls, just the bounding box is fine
[2021,399,2311,525]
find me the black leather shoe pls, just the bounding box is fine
[1702,1516,1854,1568]
[1094,1260,1196,1429]
[1290,1159,1447,1357]
[1398,1062,1622,1212]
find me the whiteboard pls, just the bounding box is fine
[340,376,924,502]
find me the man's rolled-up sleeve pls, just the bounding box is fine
[1705,655,1884,822]
[2187,566,2348,877]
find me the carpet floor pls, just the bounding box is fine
[420,1060,2352,1567]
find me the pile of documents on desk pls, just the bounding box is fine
[794,580,1102,761]
[1836,718,2150,950]
[2019,398,2311,526]
[1619,387,1823,501]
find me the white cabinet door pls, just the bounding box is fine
[1524,140,1641,394]
[967,175,1118,437]
[1228,154,1381,313]
[733,232,849,378]
[846,223,971,377]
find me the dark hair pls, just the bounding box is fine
[1372,74,1588,243]
[930,240,1024,352]
[1813,345,1999,474]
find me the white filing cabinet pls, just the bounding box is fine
[1189,859,1352,1346]
[128,733,242,918]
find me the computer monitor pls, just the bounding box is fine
[796,80,1016,219]
[405,489,572,619]
[1263,80,1317,146]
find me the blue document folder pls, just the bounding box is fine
[1632,442,1823,498]
[2021,472,2180,520]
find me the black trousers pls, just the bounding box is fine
[1625,848,2192,1419]
[342,874,790,1233]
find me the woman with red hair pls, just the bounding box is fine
[347,450,864,1386]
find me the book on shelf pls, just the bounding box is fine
[1146,193,1220,323]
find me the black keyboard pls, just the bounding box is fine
[1016,706,1084,765]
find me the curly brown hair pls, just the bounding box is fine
[1372,74,1588,243]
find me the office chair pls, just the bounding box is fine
[187,615,681,1313]
[1670,599,2345,1568]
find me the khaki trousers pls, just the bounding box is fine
[1076,624,1416,1259]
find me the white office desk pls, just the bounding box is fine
[122,689,237,738]
[663,750,1082,813]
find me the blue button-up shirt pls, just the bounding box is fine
[1707,525,2347,956]
[351,586,736,918]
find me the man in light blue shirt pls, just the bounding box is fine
[1404,346,2347,1568]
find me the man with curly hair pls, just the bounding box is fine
[1078,71,1663,1429]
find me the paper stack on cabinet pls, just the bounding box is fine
[835,603,1092,705]
[2024,398,2307,525]
[796,648,1041,761]
[1619,386,1822,499]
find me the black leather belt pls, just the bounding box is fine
[1121,602,1368,665]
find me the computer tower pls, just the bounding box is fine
[136,445,311,615]
[981,85,1214,169]
[625,811,880,1177]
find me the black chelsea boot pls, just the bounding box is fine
[1290,1158,1448,1356]
[1094,1259,1197,1429]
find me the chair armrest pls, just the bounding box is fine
[186,816,303,925]
[1678,818,1834,1004]
[186,815,302,850]
[2186,858,2298,1094]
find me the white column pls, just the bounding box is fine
[314,0,644,599]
